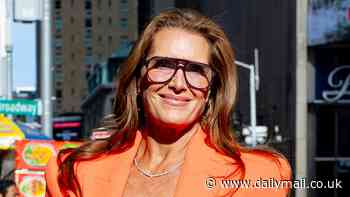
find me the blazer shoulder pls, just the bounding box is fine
[241,151,292,181]
[45,155,63,197]
[237,151,292,196]
[45,152,80,197]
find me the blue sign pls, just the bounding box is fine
[316,64,350,102]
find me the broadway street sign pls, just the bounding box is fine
[0,99,40,116]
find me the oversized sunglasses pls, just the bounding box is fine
[144,56,215,90]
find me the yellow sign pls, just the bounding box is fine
[0,116,25,149]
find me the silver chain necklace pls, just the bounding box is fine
[133,158,184,178]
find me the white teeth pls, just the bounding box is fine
[159,94,190,102]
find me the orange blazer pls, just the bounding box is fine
[45,129,292,197]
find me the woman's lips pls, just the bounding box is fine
[158,94,191,106]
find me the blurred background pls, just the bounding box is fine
[0,0,349,196]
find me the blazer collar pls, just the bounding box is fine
[88,128,235,197]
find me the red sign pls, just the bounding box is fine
[53,121,81,128]
[15,170,46,197]
[347,7,350,22]
[15,140,81,170]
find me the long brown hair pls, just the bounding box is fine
[57,8,289,197]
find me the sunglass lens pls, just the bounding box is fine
[148,58,176,82]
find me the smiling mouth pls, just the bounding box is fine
[158,94,191,106]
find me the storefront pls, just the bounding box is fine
[308,1,350,196]
[309,47,350,197]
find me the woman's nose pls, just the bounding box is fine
[168,68,188,92]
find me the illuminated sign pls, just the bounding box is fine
[53,115,83,141]
[53,122,81,129]
[322,65,350,102]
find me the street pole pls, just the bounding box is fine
[295,0,308,196]
[0,0,7,99]
[235,57,258,147]
[249,63,257,147]
[41,0,53,137]
[5,0,13,100]
[254,48,260,91]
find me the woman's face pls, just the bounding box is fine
[141,28,210,130]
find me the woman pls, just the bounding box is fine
[46,9,291,197]
[0,180,19,197]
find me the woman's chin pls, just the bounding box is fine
[157,115,196,128]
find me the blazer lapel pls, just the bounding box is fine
[83,132,142,197]
[174,129,238,197]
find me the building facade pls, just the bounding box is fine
[52,0,138,115]
[81,42,132,136]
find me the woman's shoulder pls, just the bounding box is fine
[240,149,292,181]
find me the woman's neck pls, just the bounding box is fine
[135,123,201,172]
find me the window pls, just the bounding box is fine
[85,19,92,27]
[71,53,75,60]
[85,56,93,65]
[84,39,92,48]
[55,46,62,51]
[108,36,113,43]
[71,35,75,43]
[55,64,62,69]
[85,28,92,37]
[70,16,74,24]
[55,19,62,30]
[55,0,61,9]
[85,1,91,9]
[55,50,62,56]
[55,71,64,81]
[71,70,76,77]
[97,35,103,43]
[108,16,112,25]
[120,35,128,40]
[97,16,102,24]
[86,46,92,56]
[120,17,128,28]
[56,99,62,106]
[97,53,102,61]
[108,0,112,8]
[55,56,63,64]
[71,88,75,95]
[120,0,128,10]
[70,0,74,7]
[56,90,62,98]
[314,106,350,197]
[55,34,62,39]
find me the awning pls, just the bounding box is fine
[0,116,25,150]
